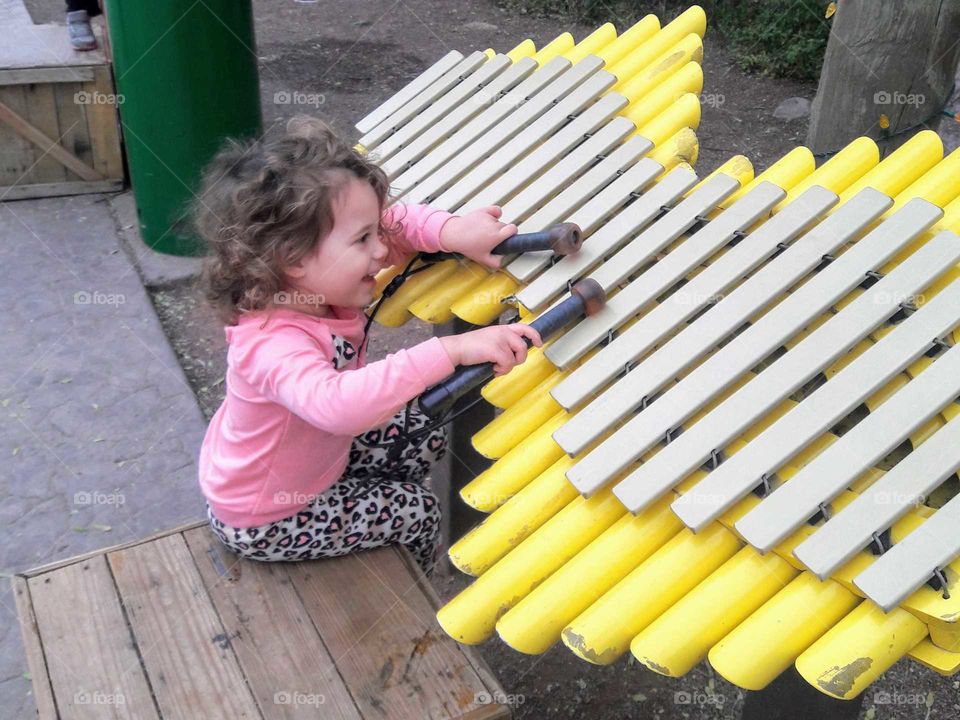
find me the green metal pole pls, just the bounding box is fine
[105,0,262,256]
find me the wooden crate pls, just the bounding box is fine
[14,520,511,720]
[0,1,123,200]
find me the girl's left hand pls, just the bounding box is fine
[439,206,517,269]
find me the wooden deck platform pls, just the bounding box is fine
[14,521,510,720]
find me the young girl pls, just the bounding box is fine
[194,115,542,576]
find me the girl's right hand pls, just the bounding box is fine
[440,323,543,376]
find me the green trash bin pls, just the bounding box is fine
[105,0,262,256]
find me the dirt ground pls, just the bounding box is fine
[83,0,960,718]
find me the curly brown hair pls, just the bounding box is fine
[192,115,399,324]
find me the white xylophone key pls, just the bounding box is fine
[500,119,649,224]
[391,56,571,198]
[561,190,895,493]
[730,289,960,550]
[432,70,618,210]
[360,51,490,150]
[401,56,603,205]
[506,150,666,283]
[612,222,959,515]
[372,54,513,161]
[462,108,636,215]
[545,181,786,369]
[516,168,722,313]
[382,57,538,178]
[356,50,463,134]
[794,398,960,580]
[853,491,960,612]
[550,185,838,411]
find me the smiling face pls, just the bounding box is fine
[284,176,389,313]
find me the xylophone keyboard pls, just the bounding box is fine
[354,5,960,701]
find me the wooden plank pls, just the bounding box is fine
[108,534,263,719]
[613,227,958,514]
[288,547,493,720]
[52,81,96,180]
[0,83,36,185]
[21,521,207,578]
[27,555,159,719]
[183,526,363,720]
[22,80,65,183]
[0,96,99,181]
[84,65,123,180]
[0,66,96,85]
[0,178,123,200]
[12,575,59,720]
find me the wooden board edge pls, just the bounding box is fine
[392,546,510,701]
[10,575,59,719]
[0,178,123,201]
[19,519,208,578]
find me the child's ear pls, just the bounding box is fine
[283,261,306,280]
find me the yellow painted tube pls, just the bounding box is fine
[471,372,562,458]
[436,488,627,644]
[497,495,682,655]
[483,48,495,59]
[609,6,707,84]
[778,137,879,212]
[647,127,699,170]
[563,23,618,65]
[481,348,559,408]
[449,271,520,325]
[837,130,943,205]
[726,146,816,206]
[889,145,960,213]
[621,62,703,131]
[630,546,798,677]
[460,410,568,511]
[374,259,459,326]
[408,260,490,323]
[795,601,928,700]
[708,573,860,690]
[448,455,577,575]
[936,193,960,232]
[506,39,536,62]
[618,34,703,104]
[635,92,701,147]
[532,32,574,66]
[372,262,405,297]
[595,15,660,68]
[687,155,753,198]
[563,522,742,665]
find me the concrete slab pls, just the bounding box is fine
[0,193,207,717]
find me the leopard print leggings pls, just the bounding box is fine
[206,402,447,575]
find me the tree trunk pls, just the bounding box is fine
[807,0,960,157]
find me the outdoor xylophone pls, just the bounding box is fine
[354,6,960,702]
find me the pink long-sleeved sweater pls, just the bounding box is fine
[199,203,456,527]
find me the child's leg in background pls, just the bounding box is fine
[208,403,448,575]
